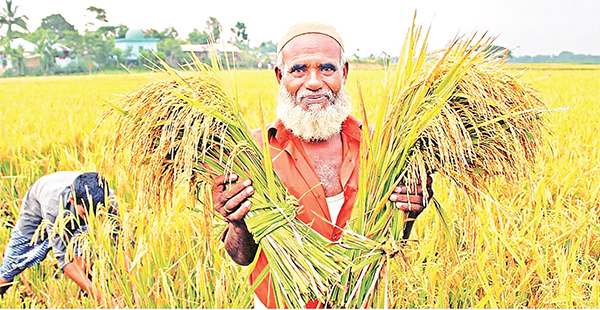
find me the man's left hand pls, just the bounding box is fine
[389,175,433,214]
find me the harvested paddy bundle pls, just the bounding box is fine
[105,57,349,308]
[105,21,548,308]
[327,25,549,308]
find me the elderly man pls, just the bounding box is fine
[212,22,433,308]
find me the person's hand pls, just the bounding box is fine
[389,175,433,214]
[212,174,254,223]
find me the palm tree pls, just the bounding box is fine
[0,0,28,40]
[31,28,58,71]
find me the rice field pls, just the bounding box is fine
[0,62,599,308]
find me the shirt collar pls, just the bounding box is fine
[267,115,364,144]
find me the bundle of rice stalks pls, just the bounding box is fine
[104,20,548,308]
[328,22,549,308]
[104,54,348,308]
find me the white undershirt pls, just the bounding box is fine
[253,192,346,309]
[325,192,345,225]
[255,294,266,309]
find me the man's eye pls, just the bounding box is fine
[290,65,306,73]
[320,64,337,73]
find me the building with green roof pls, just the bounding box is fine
[115,29,159,60]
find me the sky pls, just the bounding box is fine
[10,0,600,57]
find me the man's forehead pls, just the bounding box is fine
[283,33,341,55]
[277,22,344,54]
[279,35,343,70]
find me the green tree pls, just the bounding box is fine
[59,29,83,55]
[27,28,58,71]
[145,27,178,40]
[187,28,209,44]
[97,24,128,40]
[85,6,108,29]
[3,44,24,74]
[40,14,75,34]
[115,24,128,38]
[230,21,249,49]
[83,30,115,67]
[0,0,28,39]
[557,51,575,62]
[161,27,178,40]
[205,16,221,42]
[158,37,184,67]
[257,40,276,55]
[145,28,160,39]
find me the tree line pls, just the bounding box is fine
[508,51,600,64]
[1,0,597,77]
[0,1,278,76]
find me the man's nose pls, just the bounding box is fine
[305,69,322,90]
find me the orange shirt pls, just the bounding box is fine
[250,115,363,308]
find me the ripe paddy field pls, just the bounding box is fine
[0,63,598,308]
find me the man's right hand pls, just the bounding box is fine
[212,173,259,266]
[212,174,255,222]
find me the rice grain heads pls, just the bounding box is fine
[103,22,549,308]
[329,25,549,308]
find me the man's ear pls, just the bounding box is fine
[342,61,349,84]
[275,66,283,84]
[76,204,87,221]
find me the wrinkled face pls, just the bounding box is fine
[276,33,348,111]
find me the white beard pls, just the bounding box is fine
[276,84,352,142]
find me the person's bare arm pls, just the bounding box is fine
[62,262,104,305]
[213,174,258,266]
[389,175,434,239]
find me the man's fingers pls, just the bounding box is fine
[227,200,252,222]
[394,176,433,194]
[389,176,434,213]
[213,174,239,190]
[394,202,425,212]
[394,184,425,195]
[218,184,254,218]
[212,173,256,220]
[390,193,425,204]
[213,175,251,206]
[221,179,252,202]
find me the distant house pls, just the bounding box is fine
[180,43,241,62]
[115,29,159,61]
[52,43,75,68]
[0,38,41,73]
[0,38,78,74]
